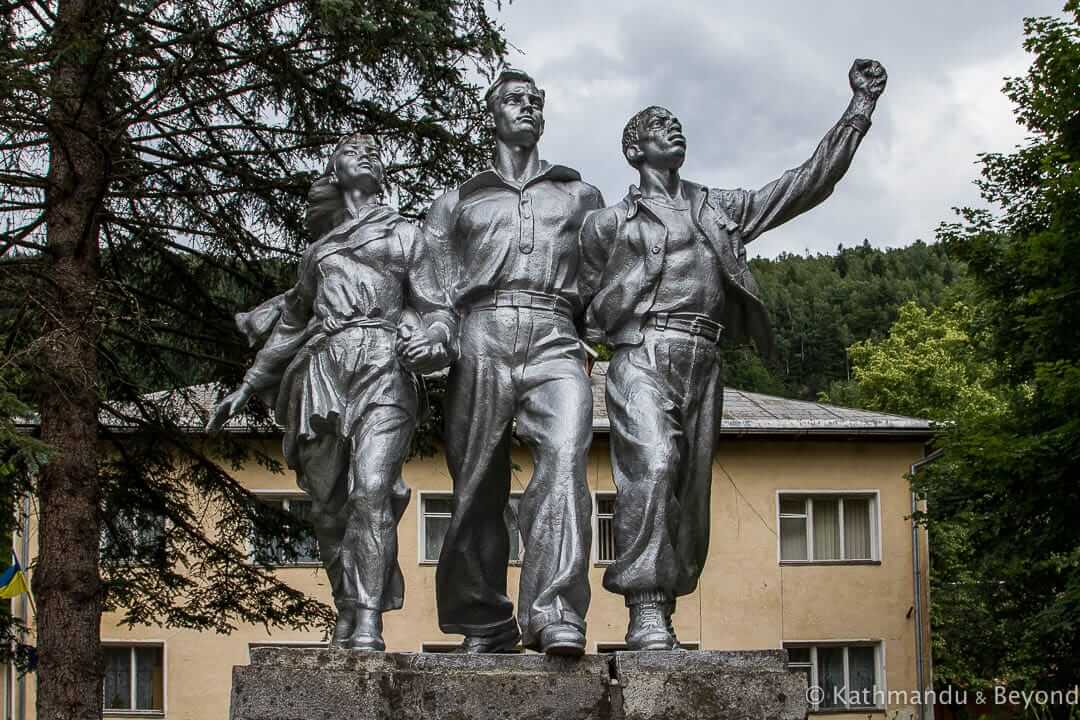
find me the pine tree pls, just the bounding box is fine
[0,1,506,717]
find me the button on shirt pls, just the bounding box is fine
[424,162,605,317]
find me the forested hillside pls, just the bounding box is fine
[728,239,966,401]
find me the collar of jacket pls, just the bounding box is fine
[305,205,401,269]
[623,179,739,232]
[459,161,582,198]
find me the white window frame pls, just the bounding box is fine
[248,491,321,568]
[101,640,166,717]
[417,490,451,566]
[593,491,617,566]
[776,490,882,564]
[784,641,885,712]
[417,491,524,566]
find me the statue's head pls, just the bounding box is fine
[484,68,545,146]
[327,132,385,194]
[306,132,386,241]
[621,106,686,171]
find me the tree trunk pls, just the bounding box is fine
[35,0,113,718]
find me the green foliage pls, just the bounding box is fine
[831,4,1080,703]
[821,301,1005,421]
[736,240,965,398]
[924,4,1080,696]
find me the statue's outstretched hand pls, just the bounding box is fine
[849,58,887,100]
[206,383,254,433]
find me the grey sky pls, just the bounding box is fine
[492,1,1062,258]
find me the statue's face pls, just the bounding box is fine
[491,80,545,146]
[632,108,686,170]
[332,136,384,194]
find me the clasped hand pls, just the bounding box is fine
[396,325,451,373]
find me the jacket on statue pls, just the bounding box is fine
[581,113,873,358]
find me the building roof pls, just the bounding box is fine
[82,362,932,439]
[589,362,931,438]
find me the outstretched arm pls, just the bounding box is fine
[206,265,316,432]
[732,59,887,243]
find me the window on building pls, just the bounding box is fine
[102,644,164,714]
[596,493,616,564]
[251,495,320,566]
[786,643,882,711]
[101,507,166,565]
[778,494,878,562]
[421,494,524,564]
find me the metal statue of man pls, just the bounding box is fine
[581,59,888,650]
[416,68,604,655]
[207,133,454,651]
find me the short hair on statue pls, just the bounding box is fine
[621,106,671,166]
[483,67,545,115]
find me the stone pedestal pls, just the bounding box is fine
[229,648,807,720]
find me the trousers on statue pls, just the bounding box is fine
[602,328,724,600]
[436,305,593,649]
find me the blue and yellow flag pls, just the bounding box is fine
[0,551,29,599]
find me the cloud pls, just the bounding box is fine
[494,0,1060,257]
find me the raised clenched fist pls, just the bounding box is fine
[849,58,887,100]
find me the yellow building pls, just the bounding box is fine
[7,364,934,720]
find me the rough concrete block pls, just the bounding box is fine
[229,648,807,720]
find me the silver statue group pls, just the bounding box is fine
[208,60,887,656]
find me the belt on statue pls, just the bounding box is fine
[470,289,574,317]
[647,312,725,344]
[321,316,396,336]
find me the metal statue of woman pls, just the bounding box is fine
[206,133,455,651]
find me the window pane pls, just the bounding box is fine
[844,498,873,560]
[424,497,453,516]
[848,646,877,706]
[102,509,165,564]
[787,647,811,664]
[812,498,841,560]
[134,647,164,711]
[816,646,845,709]
[252,499,285,565]
[287,499,320,563]
[103,647,131,710]
[780,517,808,560]
[596,494,617,563]
[780,497,806,516]
[505,497,523,563]
[425,515,451,562]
